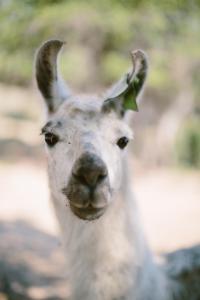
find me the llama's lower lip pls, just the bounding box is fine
[70,204,107,221]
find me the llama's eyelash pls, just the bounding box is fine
[40,130,45,136]
[40,127,51,135]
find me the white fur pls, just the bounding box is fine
[41,96,171,300]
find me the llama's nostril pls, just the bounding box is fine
[89,169,107,187]
[73,168,107,188]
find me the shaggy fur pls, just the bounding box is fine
[35,40,200,300]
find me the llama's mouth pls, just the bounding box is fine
[62,177,110,221]
[70,203,107,221]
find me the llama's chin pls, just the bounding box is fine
[70,204,107,221]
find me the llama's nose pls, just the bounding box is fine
[72,152,108,188]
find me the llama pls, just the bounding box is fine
[35,39,200,300]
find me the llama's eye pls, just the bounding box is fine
[44,132,59,147]
[117,136,129,149]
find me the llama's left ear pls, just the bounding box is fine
[102,50,148,116]
[35,39,71,114]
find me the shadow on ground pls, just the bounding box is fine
[0,220,68,300]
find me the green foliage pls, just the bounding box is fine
[101,52,129,83]
[175,118,200,168]
[0,0,200,91]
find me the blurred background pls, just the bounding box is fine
[0,0,200,299]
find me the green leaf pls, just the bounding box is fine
[106,74,139,112]
[123,81,139,111]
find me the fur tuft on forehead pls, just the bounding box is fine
[58,94,103,116]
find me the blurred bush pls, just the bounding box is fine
[0,0,199,89]
[175,118,200,168]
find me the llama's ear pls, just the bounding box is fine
[35,39,71,113]
[102,50,148,116]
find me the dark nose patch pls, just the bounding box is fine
[72,152,108,188]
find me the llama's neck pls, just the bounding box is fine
[51,158,169,300]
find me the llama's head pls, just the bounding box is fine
[35,40,148,221]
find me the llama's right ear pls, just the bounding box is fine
[102,50,148,116]
[35,40,71,114]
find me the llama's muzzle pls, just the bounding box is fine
[62,152,110,220]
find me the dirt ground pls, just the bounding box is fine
[0,149,200,300]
